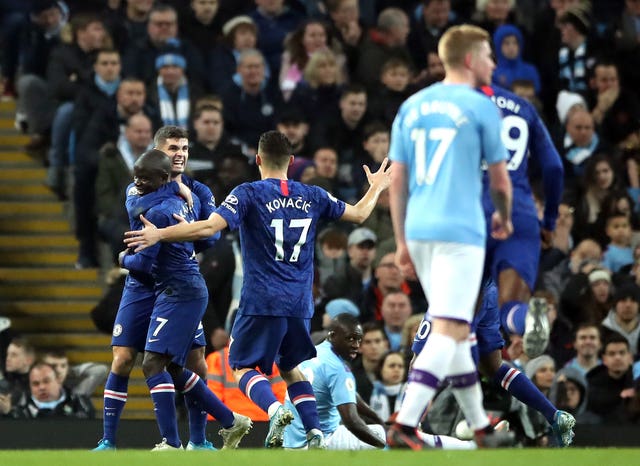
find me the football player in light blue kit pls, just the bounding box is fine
[387,25,514,450]
[479,85,564,360]
[124,130,391,449]
[94,127,251,451]
[283,313,476,450]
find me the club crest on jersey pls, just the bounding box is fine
[225,195,239,205]
[127,186,138,196]
[112,324,123,337]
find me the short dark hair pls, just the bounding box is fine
[340,83,367,100]
[363,121,389,141]
[328,313,361,333]
[154,126,189,148]
[258,131,292,169]
[135,148,171,175]
[192,104,222,122]
[362,321,387,339]
[603,332,630,353]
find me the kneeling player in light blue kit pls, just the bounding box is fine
[283,313,477,450]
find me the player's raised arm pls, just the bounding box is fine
[123,212,228,252]
[341,158,391,223]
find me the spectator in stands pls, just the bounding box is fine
[74,77,154,269]
[589,60,640,148]
[14,0,69,150]
[491,23,540,94]
[549,367,589,421]
[563,323,602,377]
[407,0,455,70]
[208,15,259,93]
[367,58,412,127]
[352,121,390,198]
[557,4,596,97]
[568,153,620,245]
[10,362,95,419]
[2,338,36,411]
[45,14,108,196]
[103,0,153,53]
[601,282,640,357]
[525,355,556,399]
[544,238,602,304]
[369,351,406,423]
[52,47,121,198]
[206,340,286,421]
[601,210,634,273]
[560,267,612,327]
[379,291,413,351]
[610,0,640,99]
[146,48,202,129]
[179,0,225,71]
[275,107,312,159]
[41,349,108,397]
[351,323,389,404]
[326,0,367,75]
[279,18,347,100]
[561,105,606,188]
[249,0,304,86]
[289,49,345,128]
[220,48,282,152]
[188,104,241,186]
[210,151,259,202]
[323,227,377,309]
[311,146,340,195]
[309,84,369,203]
[585,333,635,424]
[355,8,412,92]
[472,0,523,38]
[95,113,153,265]
[122,3,204,87]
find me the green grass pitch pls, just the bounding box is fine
[0,449,639,466]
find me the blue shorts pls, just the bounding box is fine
[412,281,504,364]
[145,292,208,366]
[485,213,540,290]
[228,315,316,375]
[111,287,155,352]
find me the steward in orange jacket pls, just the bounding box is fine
[206,346,287,421]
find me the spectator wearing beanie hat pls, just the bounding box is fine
[557,5,596,95]
[601,282,640,357]
[525,355,556,398]
[146,48,202,129]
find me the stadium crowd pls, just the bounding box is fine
[1,0,640,448]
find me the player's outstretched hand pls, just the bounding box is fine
[365,157,391,192]
[123,215,160,252]
[490,211,513,240]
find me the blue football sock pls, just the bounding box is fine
[238,370,279,414]
[146,372,181,447]
[500,301,527,335]
[494,363,557,423]
[176,369,235,429]
[288,381,320,432]
[102,372,129,444]
[184,395,207,445]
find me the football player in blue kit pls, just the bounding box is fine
[412,279,575,447]
[94,127,251,451]
[124,130,391,448]
[479,85,564,360]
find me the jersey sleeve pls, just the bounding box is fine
[529,108,564,231]
[125,181,180,218]
[121,206,170,274]
[312,186,346,220]
[191,180,221,251]
[389,105,408,164]
[215,184,248,231]
[478,98,508,166]
[326,362,357,407]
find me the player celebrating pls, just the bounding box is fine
[124,130,391,448]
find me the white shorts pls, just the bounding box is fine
[325,424,386,450]
[407,240,484,323]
